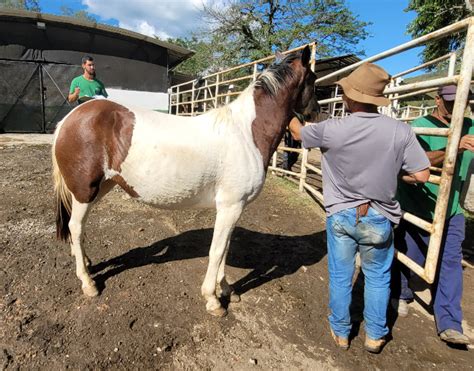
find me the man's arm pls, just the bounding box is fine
[101,84,108,98]
[288,116,304,141]
[400,168,430,184]
[68,87,80,103]
[400,126,431,184]
[426,134,474,166]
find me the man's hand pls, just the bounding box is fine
[68,87,80,103]
[400,168,430,184]
[288,116,304,141]
[459,134,474,153]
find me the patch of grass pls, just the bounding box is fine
[266,174,324,213]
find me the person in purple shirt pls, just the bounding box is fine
[289,63,430,353]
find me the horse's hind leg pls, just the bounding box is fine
[202,203,243,317]
[69,196,98,297]
[70,180,115,266]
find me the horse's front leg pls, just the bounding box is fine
[202,202,243,317]
[217,240,240,303]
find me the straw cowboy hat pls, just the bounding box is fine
[337,63,390,106]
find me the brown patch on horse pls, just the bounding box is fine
[55,100,138,203]
[251,88,294,168]
[112,175,139,198]
[251,52,315,169]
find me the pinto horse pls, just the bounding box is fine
[52,46,317,317]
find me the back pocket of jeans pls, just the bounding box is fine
[357,221,392,246]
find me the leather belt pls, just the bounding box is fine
[356,202,370,225]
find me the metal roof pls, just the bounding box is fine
[314,54,361,86]
[0,8,194,68]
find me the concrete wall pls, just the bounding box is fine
[107,88,168,112]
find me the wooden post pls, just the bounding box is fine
[191,81,195,116]
[299,149,309,192]
[204,80,208,112]
[214,74,219,108]
[271,151,277,175]
[176,85,180,115]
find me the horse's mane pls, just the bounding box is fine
[202,52,300,127]
[254,52,299,97]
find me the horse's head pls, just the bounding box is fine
[292,46,319,120]
[263,46,319,120]
[250,46,319,166]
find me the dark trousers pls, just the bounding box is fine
[392,214,465,333]
[282,131,300,171]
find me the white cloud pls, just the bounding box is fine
[82,0,210,39]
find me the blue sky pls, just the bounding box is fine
[346,0,423,75]
[38,0,424,76]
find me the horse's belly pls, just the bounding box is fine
[117,158,217,209]
[138,180,216,209]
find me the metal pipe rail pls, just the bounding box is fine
[316,17,471,84]
[392,52,455,79]
[318,75,460,105]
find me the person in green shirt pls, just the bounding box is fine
[68,56,108,104]
[393,85,474,346]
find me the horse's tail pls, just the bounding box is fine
[52,132,72,242]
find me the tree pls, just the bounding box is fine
[0,0,40,11]
[196,0,369,71]
[406,0,473,65]
[166,36,217,76]
[60,6,97,23]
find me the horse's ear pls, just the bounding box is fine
[275,51,284,64]
[301,45,311,67]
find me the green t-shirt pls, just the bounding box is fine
[69,75,108,99]
[397,115,474,221]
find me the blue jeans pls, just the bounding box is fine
[392,215,465,334]
[327,207,394,340]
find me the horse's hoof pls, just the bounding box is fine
[207,306,227,317]
[230,293,241,303]
[82,284,99,297]
[84,256,92,267]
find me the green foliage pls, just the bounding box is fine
[59,6,97,22]
[406,0,473,66]
[0,0,40,11]
[204,0,369,63]
[166,36,216,76]
[170,0,370,75]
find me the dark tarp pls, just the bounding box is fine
[0,60,81,133]
[0,46,168,92]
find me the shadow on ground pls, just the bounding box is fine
[91,227,327,296]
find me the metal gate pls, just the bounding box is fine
[0,60,81,133]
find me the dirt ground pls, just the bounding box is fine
[1,136,474,370]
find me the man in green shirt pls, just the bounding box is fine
[68,56,108,104]
[393,85,474,346]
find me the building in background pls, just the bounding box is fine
[0,8,193,133]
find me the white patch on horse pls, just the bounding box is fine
[116,87,263,210]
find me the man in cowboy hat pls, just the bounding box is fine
[392,85,474,346]
[289,62,430,353]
